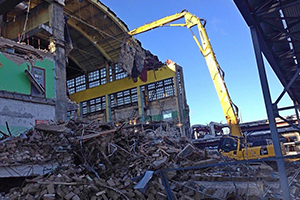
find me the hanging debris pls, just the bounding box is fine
[118,36,145,82]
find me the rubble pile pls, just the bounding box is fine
[0,119,299,199]
[0,124,72,167]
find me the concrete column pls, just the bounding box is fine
[105,94,111,122]
[173,67,185,137]
[49,1,69,121]
[0,14,5,37]
[137,86,145,123]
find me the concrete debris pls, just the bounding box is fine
[118,37,145,81]
[118,37,164,82]
[0,37,49,66]
[0,119,299,200]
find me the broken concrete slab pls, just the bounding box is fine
[35,123,71,133]
[0,163,59,178]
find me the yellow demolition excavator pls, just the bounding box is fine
[120,10,287,160]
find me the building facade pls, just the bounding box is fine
[69,61,190,135]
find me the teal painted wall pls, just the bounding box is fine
[0,125,29,137]
[0,53,55,98]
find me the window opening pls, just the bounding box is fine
[75,75,86,92]
[115,64,127,80]
[145,78,174,101]
[177,70,183,94]
[100,68,107,85]
[162,110,173,121]
[67,79,75,94]
[110,87,138,109]
[88,70,100,88]
[81,96,106,116]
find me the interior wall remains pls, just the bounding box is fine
[0,38,56,135]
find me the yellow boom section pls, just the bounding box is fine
[128,10,242,137]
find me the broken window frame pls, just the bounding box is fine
[108,66,113,82]
[88,70,100,88]
[67,79,75,94]
[25,66,45,98]
[81,96,106,117]
[177,69,183,95]
[67,75,86,94]
[109,87,138,110]
[67,110,77,120]
[144,78,175,101]
[87,67,107,89]
[115,64,127,80]
[100,67,107,85]
[67,64,129,95]
[82,101,88,115]
[162,110,173,121]
[75,75,86,92]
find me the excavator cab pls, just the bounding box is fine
[218,135,245,160]
[218,135,278,160]
[218,136,239,153]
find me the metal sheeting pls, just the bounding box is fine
[234,0,300,105]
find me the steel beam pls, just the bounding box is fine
[233,0,298,102]
[250,26,291,200]
[274,67,300,105]
[67,17,112,61]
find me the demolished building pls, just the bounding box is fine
[1,1,300,200]
[0,0,190,136]
[0,36,78,135]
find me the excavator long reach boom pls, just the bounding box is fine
[127,10,242,137]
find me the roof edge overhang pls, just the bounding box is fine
[89,0,129,33]
[234,0,298,102]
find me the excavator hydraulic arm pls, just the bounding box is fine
[126,10,242,137]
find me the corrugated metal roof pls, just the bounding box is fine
[234,0,300,105]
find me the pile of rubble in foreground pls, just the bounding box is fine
[0,119,300,200]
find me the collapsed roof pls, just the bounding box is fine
[0,0,133,78]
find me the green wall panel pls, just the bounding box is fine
[0,54,31,94]
[146,111,179,122]
[172,111,178,119]
[0,53,55,98]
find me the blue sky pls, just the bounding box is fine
[100,0,294,125]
